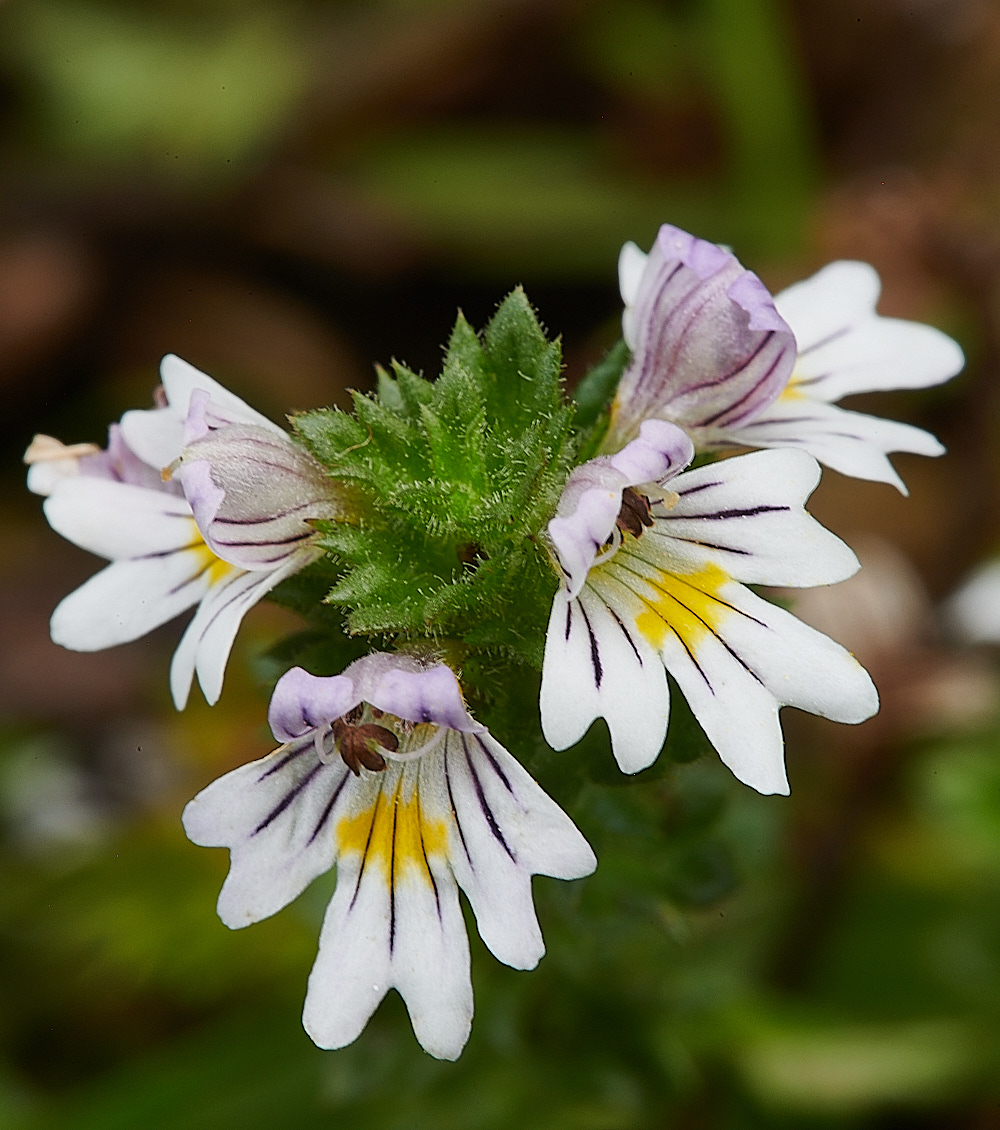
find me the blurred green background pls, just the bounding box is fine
[3,0,1000,1126]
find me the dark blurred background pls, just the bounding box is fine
[4,1,1000,1126]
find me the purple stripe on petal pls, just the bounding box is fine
[605,224,796,449]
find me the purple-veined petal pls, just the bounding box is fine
[590,549,877,793]
[646,449,861,587]
[175,424,340,570]
[302,759,473,1059]
[170,551,312,709]
[606,224,796,449]
[540,586,669,774]
[160,354,284,433]
[726,395,944,495]
[440,729,595,967]
[540,445,878,791]
[775,261,965,401]
[49,547,220,652]
[186,655,596,1059]
[182,743,351,927]
[42,478,199,560]
[119,354,284,469]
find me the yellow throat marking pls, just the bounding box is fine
[632,562,732,650]
[188,520,235,586]
[779,370,806,401]
[336,781,448,886]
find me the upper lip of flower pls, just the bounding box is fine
[605,224,797,451]
[613,229,964,492]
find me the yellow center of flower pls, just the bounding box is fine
[779,370,806,401]
[188,522,236,585]
[633,562,732,650]
[336,784,448,884]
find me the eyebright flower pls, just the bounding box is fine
[609,225,964,493]
[539,419,879,795]
[182,653,596,1060]
[26,354,345,709]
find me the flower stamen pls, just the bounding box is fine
[616,487,654,539]
[331,715,399,775]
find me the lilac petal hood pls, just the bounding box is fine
[269,654,486,744]
[605,224,796,451]
[549,419,694,599]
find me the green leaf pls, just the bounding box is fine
[288,289,576,684]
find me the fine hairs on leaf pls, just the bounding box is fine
[288,289,577,681]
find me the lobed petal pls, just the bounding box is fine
[120,354,283,470]
[50,548,218,652]
[186,660,595,1059]
[775,261,964,401]
[729,396,944,495]
[540,587,669,773]
[267,667,358,742]
[440,730,596,967]
[590,549,878,793]
[303,766,472,1059]
[182,743,350,927]
[170,552,311,709]
[43,478,198,561]
[646,449,861,587]
[369,663,484,734]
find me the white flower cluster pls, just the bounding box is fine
[27,224,963,1059]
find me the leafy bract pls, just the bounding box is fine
[291,288,575,668]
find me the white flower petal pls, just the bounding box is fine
[593,551,878,793]
[26,452,84,496]
[119,354,284,469]
[159,354,283,434]
[170,556,303,709]
[186,656,595,1059]
[303,762,473,1059]
[304,842,472,1060]
[49,549,215,651]
[618,240,648,347]
[182,745,350,927]
[776,261,964,401]
[540,587,669,774]
[646,449,861,587]
[732,398,944,494]
[775,261,881,351]
[42,479,197,560]
[442,731,596,966]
